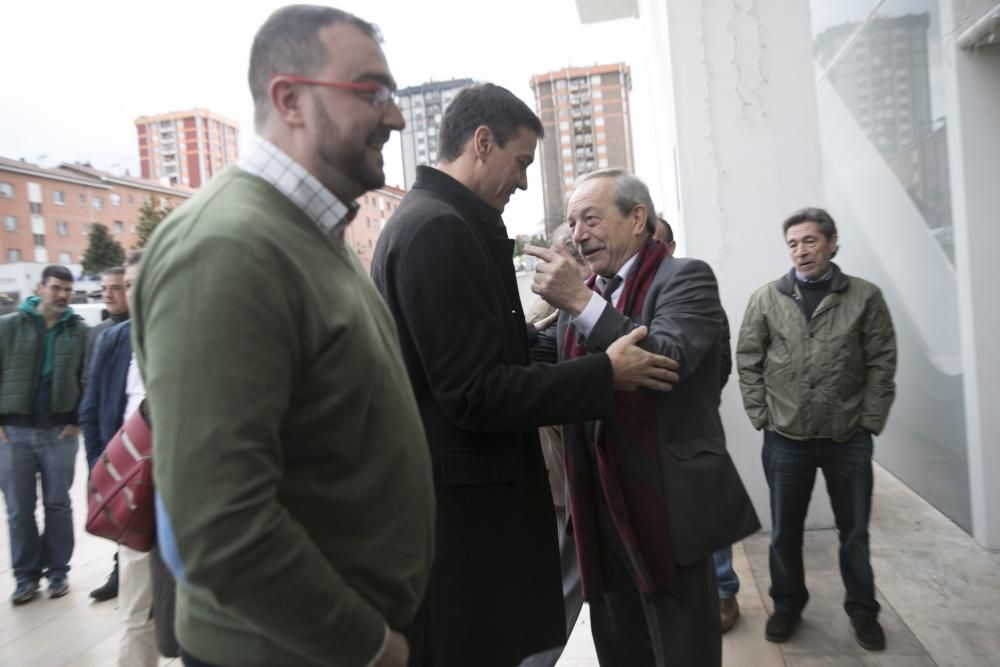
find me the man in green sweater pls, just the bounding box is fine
[0,264,88,604]
[132,6,433,667]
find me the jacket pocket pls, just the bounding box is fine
[663,435,727,460]
[660,436,760,565]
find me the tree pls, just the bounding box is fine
[81,223,125,275]
[134,195,173,249]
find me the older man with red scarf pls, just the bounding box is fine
[527,169,758,667]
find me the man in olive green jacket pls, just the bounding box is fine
[737,207,896,652]
[0,265,87,604]
[132,7,433,667]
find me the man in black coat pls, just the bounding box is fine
[371,83,678,667]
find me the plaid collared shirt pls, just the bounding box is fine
[238,136,359,238]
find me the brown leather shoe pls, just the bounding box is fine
[720,596,740,634]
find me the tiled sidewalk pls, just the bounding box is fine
[1,447,997,666]
[555,465,1000,667]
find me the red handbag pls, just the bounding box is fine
[85,400,156,552]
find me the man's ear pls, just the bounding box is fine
[631,205,649,235]
[269,78,308,127]
[472,125,494,162]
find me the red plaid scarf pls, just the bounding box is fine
[563,237,679,598]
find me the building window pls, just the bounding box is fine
[0,182,13,198]
[57,221,69,236]
[79,193,86,205]
[7,249,21,262]
[58,252,71,264]
[82,223,90,236]
[3,215,17,231]
[110,193,121,207]
[114,221,124,234]
[128,194,134,205]
[53,190,66,205]
[33,234,45,247]
[30,202,42,215]
[590,74,602,85]
[93,197,104,210]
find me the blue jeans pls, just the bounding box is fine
[713,545,739,599]
[762,430,879,619]
[0,426,79,584]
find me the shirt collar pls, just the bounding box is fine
[794,267,834,284]
[596,253,640,292]
[238,136,359,237]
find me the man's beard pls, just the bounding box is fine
[313,97,386,193]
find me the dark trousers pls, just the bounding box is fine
[762,429,879,619]
[589,476,721,667]
[150,544,180,658]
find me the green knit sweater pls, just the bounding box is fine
[133,165,435,666]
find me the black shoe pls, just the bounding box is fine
[765,609,801,643]
[10,580,40,605]
[89,563,118,602]
[851,616,886,651]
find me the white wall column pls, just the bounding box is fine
[941,0,1000,550]
[648,0,832,528]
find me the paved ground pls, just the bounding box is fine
[1,444,998,666]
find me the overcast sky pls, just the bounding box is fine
[0,0,649,237]
[2,1,933,237]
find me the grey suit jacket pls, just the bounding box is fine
[555,255,758,564]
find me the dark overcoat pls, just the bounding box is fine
[371,166,612,667]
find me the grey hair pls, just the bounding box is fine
[574,168,656,235]
[782,206,838,258]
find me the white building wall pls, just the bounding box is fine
[581,0,1000,542]
[941,0,1000,549]
[650,0,833,529]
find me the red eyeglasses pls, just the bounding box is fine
[274,74,396,110]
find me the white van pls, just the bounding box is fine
[73,303,108,327]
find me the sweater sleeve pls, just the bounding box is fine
[135,234,386,667]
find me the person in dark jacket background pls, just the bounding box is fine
[0,264,87,604]
[80,249,176,665]
[83,266,129,380]
[83,266,131,604]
